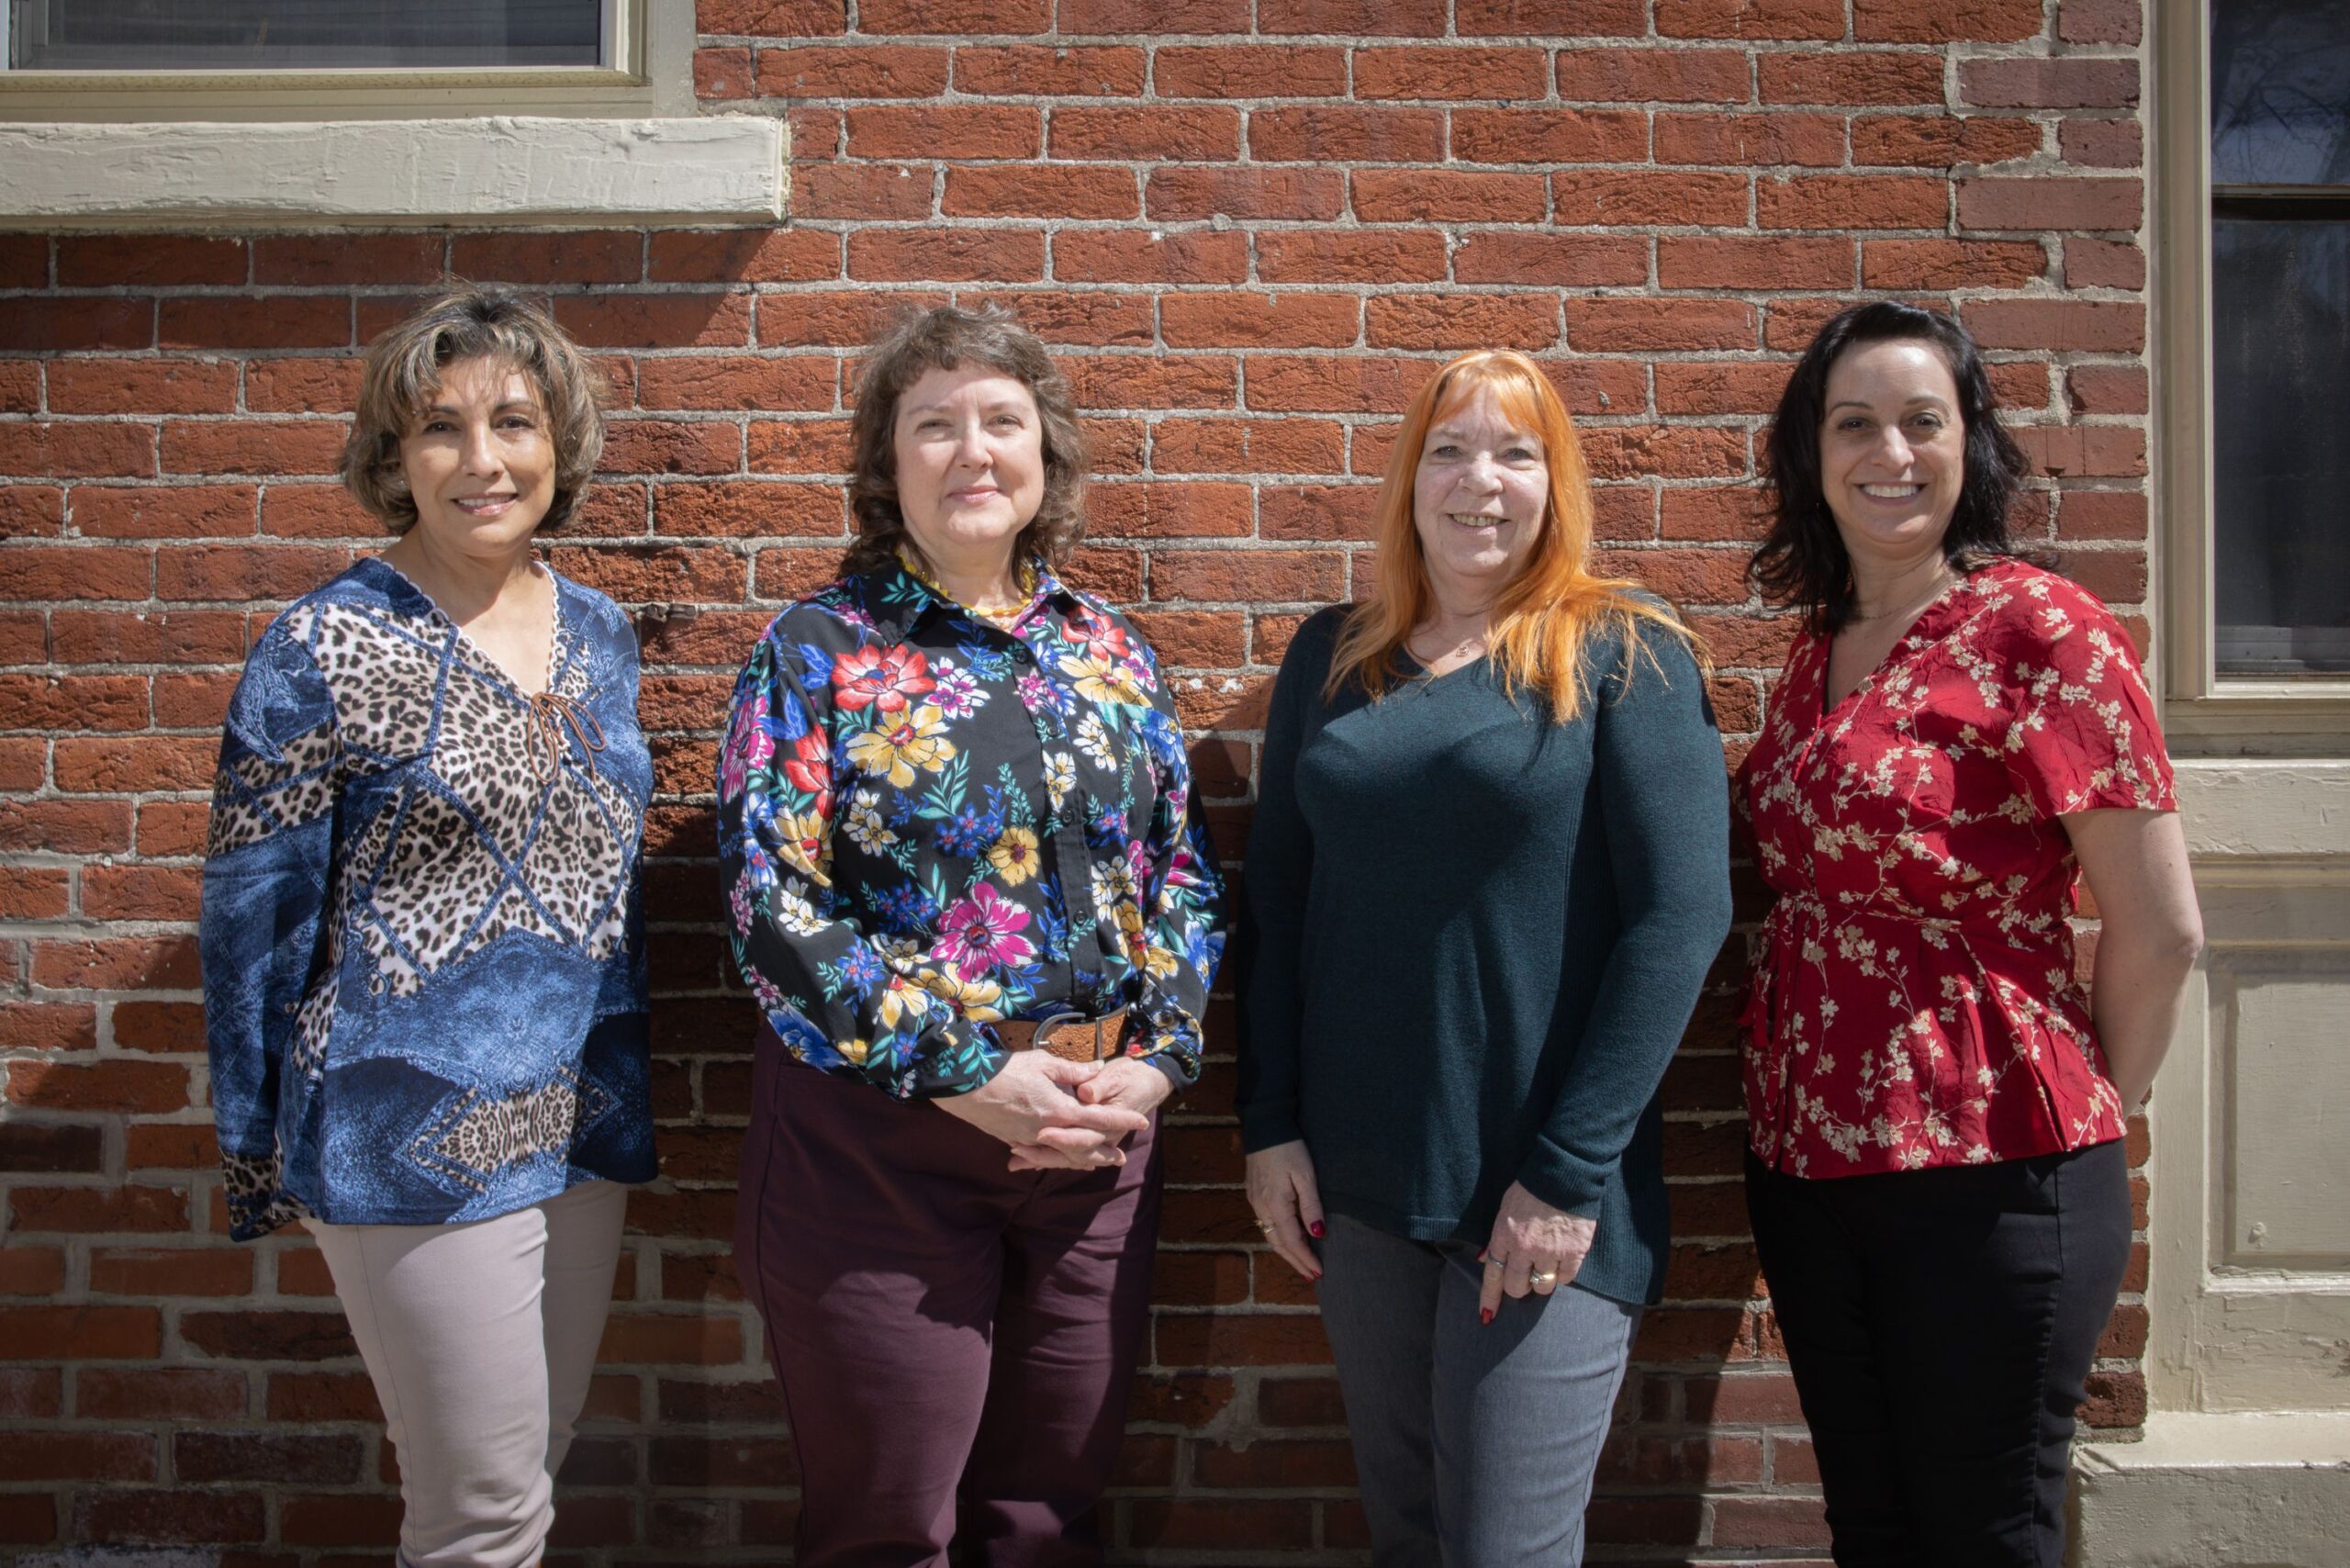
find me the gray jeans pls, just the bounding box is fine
[1316,1215,1639,1567]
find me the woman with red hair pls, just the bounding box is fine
[1237,350,1731,1565]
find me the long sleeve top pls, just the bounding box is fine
[715,555,1225,1098]
[1737,559,2176,1178]
[200,558,655,1241]
[1236,604,1732,1306]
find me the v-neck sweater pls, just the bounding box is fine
[1236,604,1733,1305]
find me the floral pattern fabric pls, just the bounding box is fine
[716,556,1225,1099]
[1738,559,2177,1177]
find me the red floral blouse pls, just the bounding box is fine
[1738,559,2177,1178]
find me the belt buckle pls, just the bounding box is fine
[1034,1007,1102,1063]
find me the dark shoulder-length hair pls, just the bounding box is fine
[343,285,607,534]
[1750,300,2032,632]
[843,304,1088,577]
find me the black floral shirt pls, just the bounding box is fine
[715,555,1225,1098]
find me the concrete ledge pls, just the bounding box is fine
[0,116,786,230]
[2071,1413,2350,1567]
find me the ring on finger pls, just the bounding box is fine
[1254,1220,1276,1234]
[1528,1267,1558,1287]
[1483,1255,1507,1271]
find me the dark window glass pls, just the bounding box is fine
[2210,2,2350,678]
[6,0,602,71]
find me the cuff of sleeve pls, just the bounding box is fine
[1141,1053,1193,1093]
[1517,1137,1611,1219]
[1238,1103,1305,1154]
[910,1015,1008,1100]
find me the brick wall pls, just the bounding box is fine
[0,1,2154,1559]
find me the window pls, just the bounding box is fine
[2207,2,2350,678]
[4,0,608,73]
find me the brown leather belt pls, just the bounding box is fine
[995,1008,1128,1064]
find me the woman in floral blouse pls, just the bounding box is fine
[716,305,1225,1566]
[1739,301,2204,1565]
[201,289,653,1566]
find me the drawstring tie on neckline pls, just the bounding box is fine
[528,689,606,780]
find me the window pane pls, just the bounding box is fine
[6,0,602,71]
[2210,208,2350,677]
[2211,0,2350,186]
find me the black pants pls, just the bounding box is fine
[1744,1141,2132,1568]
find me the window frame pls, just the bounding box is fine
[2156,0,2350,741]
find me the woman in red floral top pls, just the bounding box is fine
[1738,302,2203,1566]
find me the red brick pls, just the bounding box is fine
[1050,106,1238,162]
[152,543,344,601]
[746,418,856,474]
[944,164,1139,220]
[1863,238,2047,289]
[1761,51,1944,106]
[0,235,47,287]
[0,360,37,413]
[2066,366,2148,418]
[0,801,133,856]
[1259,484,1376,542]
[59,235,246,287]
[637,356,834,413]
[28,935,198,991]
[1852,114,2045,169]
[648,228,840,284]
[1249,106,1443,163]
[1761,174,1946,230]
[1658,0,1843,38]
[0,1001,98,1051]
[0,672,148,731]
[1246,354,1435,414]
[1852,0,2041,39]
[1367,294,1560,351]
[1571,299,1759,353]
[451,231,643,286]
[1162,293,1359,350]
[1584,432,1751,490]
[1661,236,1854,291]
[1088,483,1254,541]
[544,543,750,603]
[1962,57,2139,110]
[654,480,844,538]
[0,297,152,353]
[47,359,239,416]
[177,1430,364,1484]
[76,1488,267,1544]
[1459,0,1645,31]
[8,1056,190,1114]
[755,288,946,348]
[554,294,754,350]
[857,0,1045,29]
[1352,169,1544,224]
[1059,0,1247,28]
[78,1368,249,1421]
[953,44,1145,96]
[695,43,754,97]
[1655,110,1844,167]
[0,1430,157,1483]
[1355,46,1548,102]
[1152,549,1344,603]
[1153,1311,1334,1366]
[79,865,203,923]
[1153,418,1345,476]
[157,297,349,352]
[848,228,1046,283]
[90,1248,252,1296]
[2060,0,2141,45]
[1150,167,1347,222]
[53,734,218,791]
[756,44,948,97]
[250,234,446,286]
[0,1241,67,1292]
[1714,1495,1832,1547]
[598,1312,744,1364]
[135,800,209,857]
[1959,176,2142,233]
[2065,237,2145,291]
[0,1305,162,1361]
[1153,46,1345,99]
[0,422,158,479]
[1557,48,1751,105]
[1452,233,1648,288]
[1964,299,2144,353]
[244,356,364,415]
[2061,118,2143,170]
[1256,229,1449,285]
[0,863,68,918]
[2017,426,2147,481]
[1053,230,1248,286]
[67,485,258,541]
[698,0,849,35]
[1060,355,1236,413]
[1554,169,1748,226]
[259,485,373,538]
[841,104,1036,161]
[599,419,742,476]
[159,420,345,477]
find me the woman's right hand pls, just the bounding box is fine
[1245,1140,1326,1282]
[934,1051,1149,1170]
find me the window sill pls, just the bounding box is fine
[0,114,787,230]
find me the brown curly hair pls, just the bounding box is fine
[843,305,1089,576]
[342,286,607,534]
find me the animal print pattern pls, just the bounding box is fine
[405,1071,613,1196]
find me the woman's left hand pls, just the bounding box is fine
[1007,1058,1171,1171]
[1478,1182,1598,1324]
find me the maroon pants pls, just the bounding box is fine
[734,1047,1161,1568]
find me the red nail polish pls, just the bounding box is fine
[1309,1221,1326,1238]
[1480,1307,1494,1326]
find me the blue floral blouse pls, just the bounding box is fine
[715,555,1225,1098]
[199,558,655,1240]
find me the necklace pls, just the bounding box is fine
[899,547,1035,622]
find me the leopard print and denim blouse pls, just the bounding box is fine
[200,557,654,1240]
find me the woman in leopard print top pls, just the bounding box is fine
[199,289,652,1568]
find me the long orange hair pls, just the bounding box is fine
[1327,349,1696,721]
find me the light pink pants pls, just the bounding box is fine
[307,1180,628,1568]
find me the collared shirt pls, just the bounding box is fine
[716,555,1225,1098]
[200,558,655,1240]
[1738,559,2177,1178]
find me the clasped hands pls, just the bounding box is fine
[1246,1140,1597,1322]
[934,1049,1169,1171]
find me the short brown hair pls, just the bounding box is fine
[342,286,607,534]
[844,305,1088,576]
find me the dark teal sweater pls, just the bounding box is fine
[1236,605,1731,1306]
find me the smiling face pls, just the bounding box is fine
[891,364,1046,581]
[397,355,557,555]
[1818,338,1967,575]
[1410,387,1550,610]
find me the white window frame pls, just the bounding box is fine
[2155,0,2350,743]
[0,0,785,229]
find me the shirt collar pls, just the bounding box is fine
[861,550,1080,642]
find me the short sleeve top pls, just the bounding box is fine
[1738,559,2176,1178]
